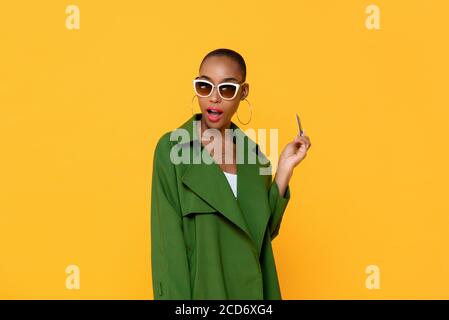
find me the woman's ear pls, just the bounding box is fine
[241,83,249,100]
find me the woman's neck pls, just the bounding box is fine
[199,117,233,146]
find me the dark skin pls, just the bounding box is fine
[196,55,311,196]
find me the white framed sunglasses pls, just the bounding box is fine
[193,77,245,100]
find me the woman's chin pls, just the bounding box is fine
[201,112,226,128]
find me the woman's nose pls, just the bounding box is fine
[209,87,221,102]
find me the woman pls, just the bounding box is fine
[151,48,311,300]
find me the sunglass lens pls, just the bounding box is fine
[195,81,212,97]
[219,84,237,99]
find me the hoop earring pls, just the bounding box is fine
[191,95,199,116]
[236,98,252,125]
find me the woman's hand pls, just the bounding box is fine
[279,132,311,171]
[274,132,312,196]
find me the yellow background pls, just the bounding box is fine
[1,0,448,299]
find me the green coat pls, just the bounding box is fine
[151,113,291,300]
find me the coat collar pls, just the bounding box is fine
[176,113,272,257]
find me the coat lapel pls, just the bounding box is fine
[176,113,272,256]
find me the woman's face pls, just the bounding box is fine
[196,56,249,130]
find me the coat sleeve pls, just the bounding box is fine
[151,133,191,299]
[267,177,291,240]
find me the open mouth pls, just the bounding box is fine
[206,107,223,116]
[206,107,224,122]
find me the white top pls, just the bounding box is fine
[223,171,237,198]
